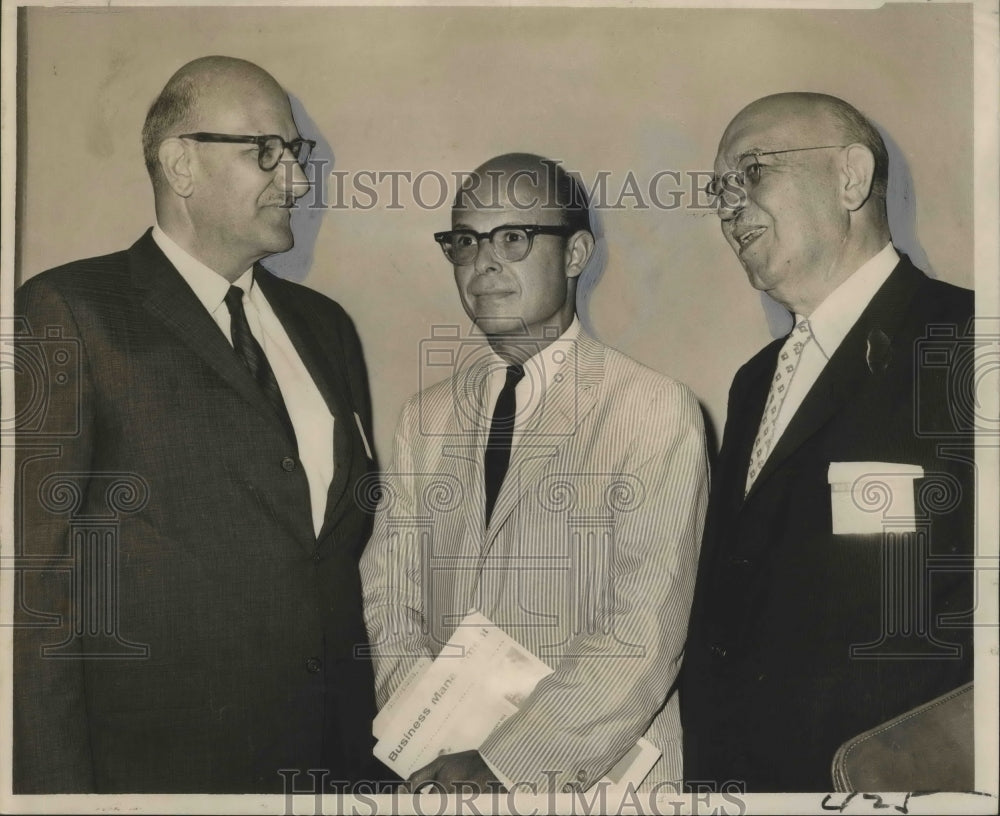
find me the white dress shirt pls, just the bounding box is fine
[152,226,335,537]
[481,317,582,442]
[770,243,899,447]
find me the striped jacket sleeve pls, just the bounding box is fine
[359,397,435,708]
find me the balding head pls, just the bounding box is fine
[455,153,592,236]
[721,92,889,201]
[143,56,310,281]
[713,92,892,315]
[141,56,291,186]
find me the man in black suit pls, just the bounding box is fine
[681,92,974,791]
[14,56,378,793]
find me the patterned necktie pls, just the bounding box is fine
[484,364,525,527]
[224,286,296,445]
[745,320,812,496]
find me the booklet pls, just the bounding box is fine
[372,610,661,789]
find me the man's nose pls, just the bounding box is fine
[274,154,311,200]
[716,188,744,222]
[473,237,501,274]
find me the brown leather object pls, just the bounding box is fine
[832,682,974,791]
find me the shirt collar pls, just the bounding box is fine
[487,316,581,388]
[152,225,255,313]
[797,243,898,360]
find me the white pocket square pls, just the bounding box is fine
[827,461,924,535]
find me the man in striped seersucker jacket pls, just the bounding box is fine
[360,153,709,794]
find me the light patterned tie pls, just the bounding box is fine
[745,320,812,495]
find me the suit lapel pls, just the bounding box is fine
[254,269,360,542]
[128,230,281,430]
[744,257,923,503]
[720,350,777,514]
[436,358,493,545]
[483,331,604,543]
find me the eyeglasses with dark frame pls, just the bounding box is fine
[179,132,316,172]
[705,144,848,214]
[434,224,577,265]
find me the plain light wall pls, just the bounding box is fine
[16,4,974,462]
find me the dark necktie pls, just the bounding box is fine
[484,364,525,527]
[224,286,296,444]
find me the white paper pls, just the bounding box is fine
[372,610,660,790]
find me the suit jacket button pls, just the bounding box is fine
[281,456,296,472]
[305,657,322,673]
[709,643,728,658]
[312,551,322,563]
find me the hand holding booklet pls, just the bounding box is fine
[372,610,660,790]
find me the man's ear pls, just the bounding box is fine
[158,138,194,197]
[840,143,876,212]
[565,229,595,279]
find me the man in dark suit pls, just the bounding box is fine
[681,93,974,791]
[13,56,378,793]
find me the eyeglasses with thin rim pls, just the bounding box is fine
[706,144,848,216]
[434,224,577,265]
[178,132,316,172]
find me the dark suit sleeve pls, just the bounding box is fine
[13,275,97,792]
